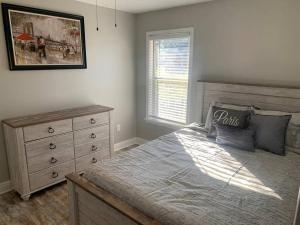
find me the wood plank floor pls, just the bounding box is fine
[0,183,68,225]
[0,145,138,225]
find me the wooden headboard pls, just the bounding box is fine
[197,82,300,122]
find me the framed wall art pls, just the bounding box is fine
[2,3,87,70]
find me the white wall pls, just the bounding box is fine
[0,0,136,183]
[136,0,300,140]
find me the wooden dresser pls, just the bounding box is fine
[2,105,114,200]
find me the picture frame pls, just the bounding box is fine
[1,3,87,70]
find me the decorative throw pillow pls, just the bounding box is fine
[215,125,256,152]
[255,110,300,154]
[205,102,253,131]
[250,113,291,155]
[207,106,251,138]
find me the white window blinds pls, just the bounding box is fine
[147,29,192,125]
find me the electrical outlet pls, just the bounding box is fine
[117,124,121,132]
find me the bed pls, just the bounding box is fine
[66,82,300,225]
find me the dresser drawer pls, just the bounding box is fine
[74,125,109,146]
[29,161,75,191]
[75,151,110,172]
[73,112,109,131]
[23,119,72,142]
[27,148,74,173]
[25,133,74,158]
[75,138,110,158]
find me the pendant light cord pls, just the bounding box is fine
[96,0,117,29]
[96,0,99,31]
[115,0,117,27]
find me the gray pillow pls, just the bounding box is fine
[207,106,251,138]
[254,110,300,154]
[216,125,256,152]
[250,114,291,155]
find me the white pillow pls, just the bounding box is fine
[204,102,253,130]
[290,113,300,125]
[254,109,290,116]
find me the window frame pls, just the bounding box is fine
[145,27,194,128]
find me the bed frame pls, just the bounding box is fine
[66,173,162,225]
[67,81,300,225]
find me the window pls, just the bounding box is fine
[146,28,193,126]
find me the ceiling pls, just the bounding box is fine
[76,0,213,14]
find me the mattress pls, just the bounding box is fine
[84,128,300,225]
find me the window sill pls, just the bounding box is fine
[145,118,185,130]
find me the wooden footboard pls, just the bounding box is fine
[67,174,300,225]
[66,173,163,225]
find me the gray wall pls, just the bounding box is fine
[136,0,300,140]
[0,0,136,183]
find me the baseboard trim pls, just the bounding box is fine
[114,137,148,151]
[0,181,11,195]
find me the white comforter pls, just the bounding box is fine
[84,128,300,225]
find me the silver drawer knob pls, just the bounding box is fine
[51,171,58,178]
[49,143,56,150]
[90,118,96,124]
[90,133,97,139]
[91,145,98,151]
[48,127,55,134]
[92,158,97,163]
[50,157,58,164]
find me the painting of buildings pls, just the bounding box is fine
[2,4,86,70]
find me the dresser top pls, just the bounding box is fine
[3,105,113,128]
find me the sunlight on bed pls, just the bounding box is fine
[173,131,283,200]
